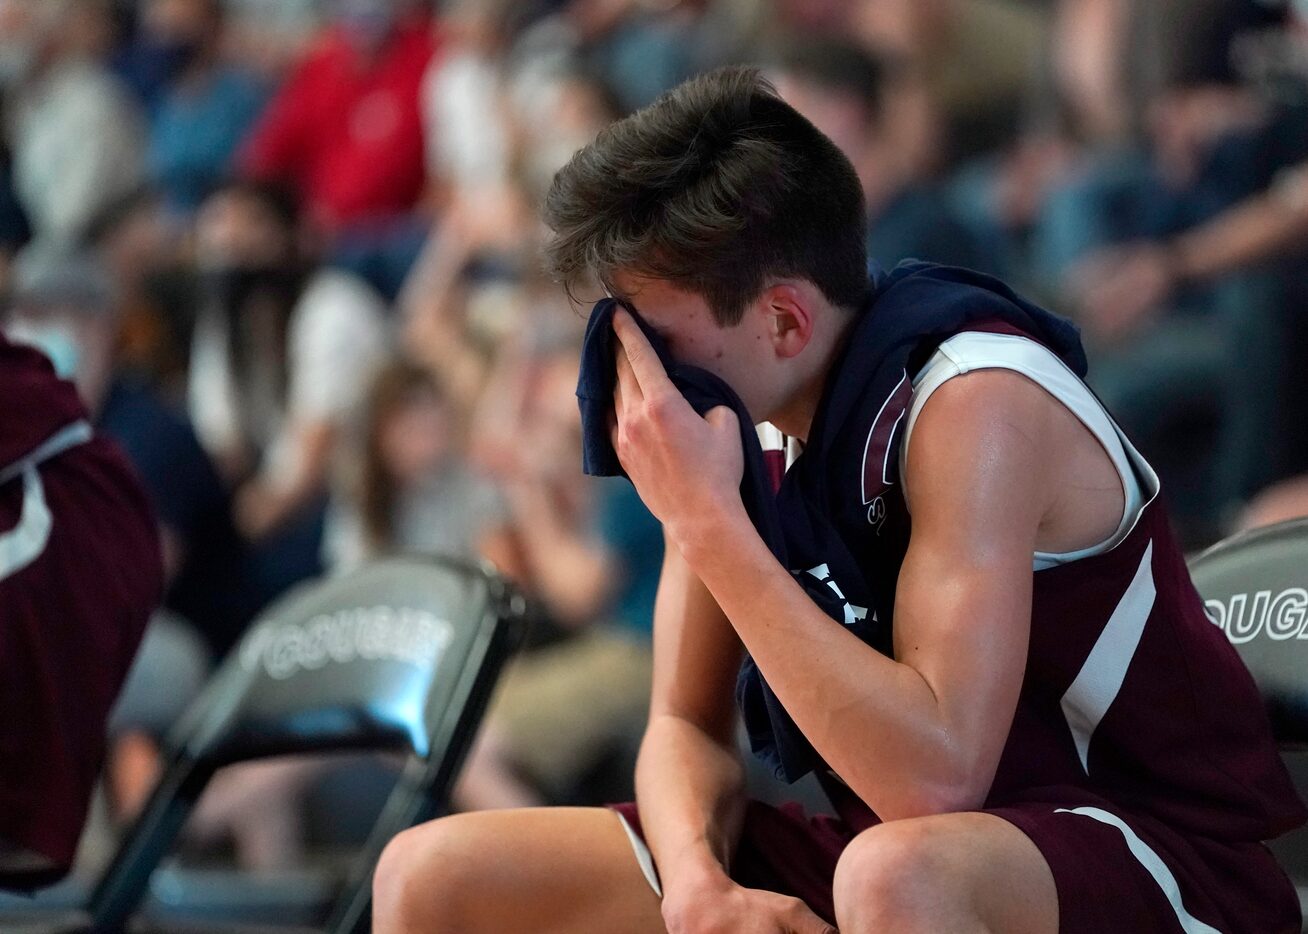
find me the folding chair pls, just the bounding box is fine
[5,554,525,934]
[1188,517,1308,926]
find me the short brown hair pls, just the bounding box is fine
[542,66,869,326]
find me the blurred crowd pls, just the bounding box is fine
[4,0,1308,872]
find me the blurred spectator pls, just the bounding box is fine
[852,0,1048,167]
[509,0,725,117]
[323,359,504,571]
[0,145,30,288]
[238,0,437,237]
[422,0,518,202]
[84,187,192,389]
[1240,474,1308,530]
[455,335,662,810]
[404,66,618,409]
[1030,0,1308,538]
[65,185,261,658]
[1063,5,1308,347]
[1,0,145,250]
[110,177,391,869]
[772,38,998,274]
[188,178,388,605]
[1071,160,1308,347]
[123,0,268,214]
[223,0,325,79]
[1039,0,1293,284]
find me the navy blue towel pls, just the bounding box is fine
[576,297,787,553]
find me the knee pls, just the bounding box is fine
[372,815,485,933]
[832,821,956,933]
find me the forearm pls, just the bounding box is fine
[675,508,987,820]
[264,423,335,515]
[236,422,335,539]
[1170,169,1308,283]
[634,712,746,892]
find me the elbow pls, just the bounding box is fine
[883,782,989,821]
[849,760,993,822]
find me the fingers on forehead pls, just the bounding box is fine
[614,320,672,395]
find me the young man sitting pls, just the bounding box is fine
[371,67,1305,934]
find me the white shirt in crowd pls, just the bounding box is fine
[188,268,390,489]
[8,60,145,248]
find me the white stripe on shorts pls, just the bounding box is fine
[615,811,662,898]
[1055,806,1220,934]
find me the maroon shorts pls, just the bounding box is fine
[0,437,160,886]
[610,791,1300,933]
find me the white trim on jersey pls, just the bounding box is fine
[899,332,1161,571]
[756,422,787,454]
[1054,807,1221,934]
[756,422,806,472]
[1059,541,1157,773]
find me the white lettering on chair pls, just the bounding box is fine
[1205,588,1308,643]
[239,606,456,680]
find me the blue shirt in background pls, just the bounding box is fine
[149,69,267,213]
[592,477,664,639]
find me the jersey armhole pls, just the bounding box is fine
[899,333,1159,567]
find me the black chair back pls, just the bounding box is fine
[87,556,525,934]
[1189,518,1308,748]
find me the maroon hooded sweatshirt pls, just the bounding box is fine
[0,336,161,889]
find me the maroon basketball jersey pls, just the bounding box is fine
[768,321,1304,843]
[993,489,1304,839]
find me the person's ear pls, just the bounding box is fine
[760,283,813,359]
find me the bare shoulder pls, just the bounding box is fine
[904,367,1123,556]
[903,368,1063,530]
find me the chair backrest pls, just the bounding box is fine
[176,556,518,766]
[87,555,525,933]
[1188,518,1308,749]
